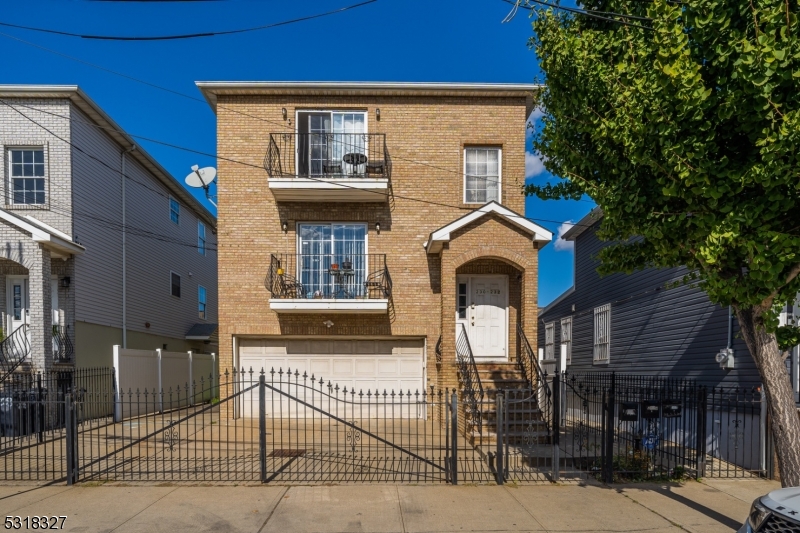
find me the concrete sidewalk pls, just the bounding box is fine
[0,478,779,533]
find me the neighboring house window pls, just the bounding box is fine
[198,221,206,255]
[198,285,207,320]
[593,304,611,364]
[561,316,573,365]
[170,272,181,298]
[544,322,555,360]
[297,223,366,297]
[464,147,500,204]
[9,148,45,205]
[170,197,180,225]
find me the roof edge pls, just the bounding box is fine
[562,207,603,241]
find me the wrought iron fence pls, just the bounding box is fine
[1,367,115,482]
[554,372,767,481]
[265,133,389,180]
[267,253,390,300]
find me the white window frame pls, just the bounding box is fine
[170,271,181,298]
[169,196,180,225]
[8,147,47,206]
[561,316,573,365]
[463,146,501,204]
[198,221,206,255]
[593,304,611,364]
[544,321,555,360]
[198,285,207,320]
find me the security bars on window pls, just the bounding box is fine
[593,304,610,363]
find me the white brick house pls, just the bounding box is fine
[0,85,218,375]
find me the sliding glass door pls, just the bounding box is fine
[298,223,367,298]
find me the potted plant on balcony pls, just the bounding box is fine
[330,263,339,271]
[342,258,353,270]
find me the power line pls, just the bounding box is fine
[0,1,378,41]
[2,97,598,233]
[500,0,654,30]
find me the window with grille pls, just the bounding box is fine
[561,316,573,365]
[544,322,555,360]
[464,147,500,204]
[593,304,610,364]
[9,148,46,205]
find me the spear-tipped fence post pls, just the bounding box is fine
[259,373,267,483]
[451,391,458,485]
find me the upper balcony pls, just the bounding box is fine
[264,132,390,202]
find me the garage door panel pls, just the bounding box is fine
[239,339,425,418]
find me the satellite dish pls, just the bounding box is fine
[185,165,216,188]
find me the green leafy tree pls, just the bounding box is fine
[527,0,800,485]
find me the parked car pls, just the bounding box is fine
[740,486,800,532]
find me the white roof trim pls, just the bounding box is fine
[0,209,84,256]
[425,201,553,255]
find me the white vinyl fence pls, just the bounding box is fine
[113,346,216,421]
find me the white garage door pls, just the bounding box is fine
[238,338,425,418]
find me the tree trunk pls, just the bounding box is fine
[735,305,800,487]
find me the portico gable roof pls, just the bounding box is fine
[0,208,85,258]
[424,202,553,254]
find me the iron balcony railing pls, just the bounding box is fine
[265,133,390,180]
[53,325,74,363]
[517,323,552,434]
[267,253,391,300]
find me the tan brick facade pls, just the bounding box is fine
[206,85,542,399]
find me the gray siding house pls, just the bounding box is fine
[538,208,799,393]
[0,85,218,374]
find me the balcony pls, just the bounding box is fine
[264,133,390,202]
[267,254,391,314]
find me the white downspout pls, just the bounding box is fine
[121,145,136,349]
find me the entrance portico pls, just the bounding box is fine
[0,209,83,375]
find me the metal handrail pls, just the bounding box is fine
[53,325,74,363]
[455,323,484,433]
[517,323,552,433]
[0,324,31,384]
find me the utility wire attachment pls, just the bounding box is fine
[501,0,522,23]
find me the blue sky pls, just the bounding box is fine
[0,0,594,306]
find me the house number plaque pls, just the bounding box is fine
[475,289,501,295]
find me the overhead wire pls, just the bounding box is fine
[0,1,378,41]
[500,0,655,30]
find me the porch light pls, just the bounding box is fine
[282,108,287,120]
[375,108,380,121]
[282,221,288,233]
[60,277,70,288]
[375,222,381,234]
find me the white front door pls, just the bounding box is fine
[457,276,508,360]
[6,276,29,335]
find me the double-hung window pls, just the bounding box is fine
[561,316,573,365]
[198,285,207,319]
[9,148,46,205]
[464,147,500,204]
[593,304,610,364]
[170,197,180,225]
[544,322,555,360]
[198,221,206,255]
[297,223,367,298]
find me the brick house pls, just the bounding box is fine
[196,81,551,399]
[0,85,218,379]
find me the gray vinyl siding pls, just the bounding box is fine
[70,104,217,340]
[71,106,124,328]
[540,223,760,388]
